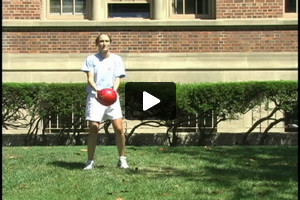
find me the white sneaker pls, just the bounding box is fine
[117,156,129,169]
[83,160,95,170]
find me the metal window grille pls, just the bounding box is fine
[50,0,86,15]
[174,0,210,15]
[177,110,216,133]
[44,111,88,133]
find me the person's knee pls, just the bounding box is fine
[114,126,123,135]
[112,119,124,135]
[89,122,100,133]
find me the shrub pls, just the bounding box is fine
[2,81,298,146]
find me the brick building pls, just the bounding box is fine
[2,0,298,135]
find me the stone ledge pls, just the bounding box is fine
[3,52,298,71]
[2,19,298,29]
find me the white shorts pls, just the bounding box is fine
[85,93,123,123]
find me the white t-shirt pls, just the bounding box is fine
[81,53,126,94]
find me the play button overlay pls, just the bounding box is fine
[125,82,176,120]
[143,91,160,111]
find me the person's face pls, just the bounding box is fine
[97,34,111,53]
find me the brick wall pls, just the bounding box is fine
[2,0,285,20]
[2,0,42,20]
[2,30,298,54]
[2,0,296,54]
[217,0,283,19]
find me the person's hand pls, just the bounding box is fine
[95,89,101,101]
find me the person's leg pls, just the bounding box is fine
[112,118,126,156]
[84,121,100,170]
[87,121,101,160]
[112,118,129,168]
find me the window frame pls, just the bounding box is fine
[46,0,90,20]
[107,0,152,20]
[176,111,217,133]
[44,110,89,134]
[283,0,298,18]
[170,0,215,19]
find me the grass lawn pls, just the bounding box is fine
[3,145,298,200]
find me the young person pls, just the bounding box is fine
[81,33,129,170]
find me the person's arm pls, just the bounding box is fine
[113,77,122,91]
[86,71,98,91]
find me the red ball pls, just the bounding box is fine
[97,88,117,106]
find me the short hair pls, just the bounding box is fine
[95,33,112,46]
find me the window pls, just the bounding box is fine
[177,110,217,133]
[283,0,298,18]
[108,3,150,18]
[48,0,88,19]
[172,0,215,19]
[285,0,297,12]
[50,0,86,15]
[44,111,88,133]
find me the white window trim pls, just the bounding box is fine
[45,0,90,20]
[109,0,149,2]
[107,0,153,20]
[283,0,298,18]
[170,0,215,19]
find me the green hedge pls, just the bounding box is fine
[2,81,298,145]
[176,80,297,120]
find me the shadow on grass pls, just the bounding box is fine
[125,166,184,176]
[163,146,298,181]
[49,161,106,170]
[129,146,298,199]
[49,161,85,170]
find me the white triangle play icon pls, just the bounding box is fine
[143,91,160,111]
